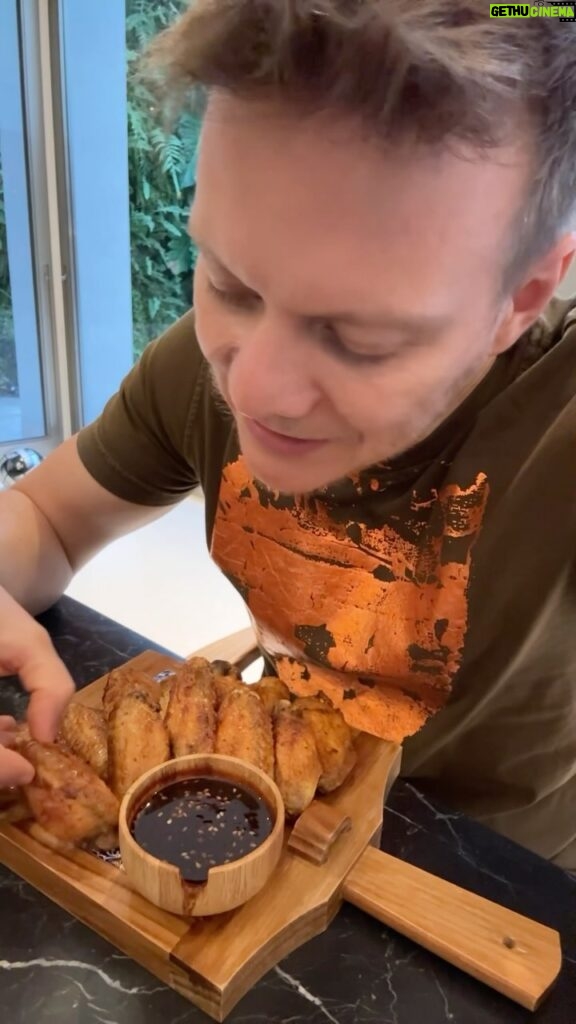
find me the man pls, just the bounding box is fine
[1,0,575,866]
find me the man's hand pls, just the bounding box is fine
[0,586,75,786]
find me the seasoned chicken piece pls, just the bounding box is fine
[291,696,357,792]
[102,667,159,720]
[211,660,242,681]
[273,704,322,817]
[216,688,274,776]
[159,679,174,720]
[0,787,19,810]
[165,658,217,757]
[13,733,119,851]
[108,689,170,798]
[211,658,244,706]
[0,786,29,824]
[251,677,291,716]
[58,704,108,780]
[213,672,245,705]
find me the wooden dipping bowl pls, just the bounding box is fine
[119,754,285,917]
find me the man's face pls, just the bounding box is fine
[191,95,529,494]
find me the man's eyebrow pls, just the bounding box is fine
[188,220,446,335]
[329,309,448,334]
[188,221,222,265]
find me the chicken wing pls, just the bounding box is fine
[216,687,274,776]
[13,733,118,851]
[165,658,217,757]
[291,696,357,792]
[213,673,245,705]
[159,678,174,720]
[102,666,159,720]
[58,704,108,780]
[273,704,321,817]
[0,787,28,824]
[251,676,291,716]
[211,660,244,705]
[108,689,170,798]
[211,660,242,681]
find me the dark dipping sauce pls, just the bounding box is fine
[131,776,273,883]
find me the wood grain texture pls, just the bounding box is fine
[119,753,285,917]
[0,650,401,1022]
[0,648,562,1019]
[343,846,562,1011]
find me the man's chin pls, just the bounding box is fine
[240,449,340,496]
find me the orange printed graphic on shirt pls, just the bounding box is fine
[211,456,489,742]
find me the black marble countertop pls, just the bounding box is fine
[0,595,574,1024]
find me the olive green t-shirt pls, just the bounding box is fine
[77,298,576,868]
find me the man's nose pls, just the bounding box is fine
[226,314,321,422]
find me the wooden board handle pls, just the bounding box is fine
[342,847,561,1011]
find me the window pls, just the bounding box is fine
[0,0,46,446]
[0,0,201,454]
[57,0,199,429]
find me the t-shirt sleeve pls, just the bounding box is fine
[77,312,207,506]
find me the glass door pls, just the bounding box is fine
[0,0,45,447]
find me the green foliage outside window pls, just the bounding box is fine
[0,1,196,387]
[127,0,199,359]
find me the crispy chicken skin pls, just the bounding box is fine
[13,733,118,850]
[211,660,244,706]
[273,704,322,817]
[102,667,159,720]
[211,660,242,681]
[159,679,173,720]
[212,672,245,705]
[58,704,108,780]
[11,659,357,853]
[216,687,274,776]
[292,696,357,793]
[165,658,217,757]
[251,677,291,716]
[108,690,170,798]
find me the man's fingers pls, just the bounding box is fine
[19,644,76,742]
[0,717,17,747]
[27,682,75,743]
[0,746,34,787]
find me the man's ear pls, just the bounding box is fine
[491,232,576,356]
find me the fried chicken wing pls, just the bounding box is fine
[58,704,108,779]
[251,677,291,716]
[216,688,274,776]
[292,696,357,792]
[0,787,29,824]
[102,667,159,720]
[13,733,119,851]
[211,660,244,706]
[211,660,242,681]
[159,678,174,720]
[273,704,322,817]
[213,673,245,705]
[108,689,170,798]
[165,658,217,757]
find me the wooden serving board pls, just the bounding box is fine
[0,651,401,1021]
[0,650,562,1019]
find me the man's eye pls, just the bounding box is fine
[320,323,393,365]
[206,279,260,310]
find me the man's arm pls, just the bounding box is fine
[0,313,202,784]
[0,435,171,614]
